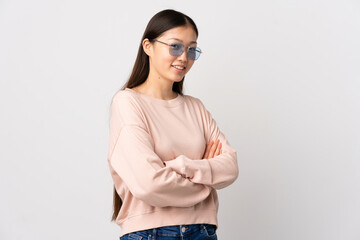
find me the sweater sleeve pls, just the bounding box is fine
[165,98,239,190]
[108,94,211,208]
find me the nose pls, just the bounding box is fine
[177,49,188,62]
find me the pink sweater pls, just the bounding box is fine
[107,87,238,236]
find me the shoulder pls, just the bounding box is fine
[111,89,142,111]
[112,88,136,103]
[183,94,215,124]
[183,94,208,111]
[110,89,145,125]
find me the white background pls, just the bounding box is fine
[1,0,359,239]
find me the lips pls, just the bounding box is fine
[172,65,186,71]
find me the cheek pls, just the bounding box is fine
[151,48,172,66]
[152,56,172,73]
[158,48,174,64]
[157,54,174,68]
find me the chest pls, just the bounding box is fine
[141,102,206,161]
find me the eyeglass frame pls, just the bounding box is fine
[152,39,202,60]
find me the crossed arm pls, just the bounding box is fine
[109,95,237,208]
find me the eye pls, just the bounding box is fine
[188,47,197,53]
[170,44,182,50]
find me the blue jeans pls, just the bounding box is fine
[119,224,217,240]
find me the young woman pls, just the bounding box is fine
[107,9,238,240]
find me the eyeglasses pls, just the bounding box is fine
[153,39,202,60]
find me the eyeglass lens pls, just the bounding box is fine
[169,43,201,60]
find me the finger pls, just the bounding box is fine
[214,142,222,156]
[208,139,220,158]
[203,140,213,159]
[212,140,221,157]
[204,140,212,158]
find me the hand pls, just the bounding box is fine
[203,139,222,159]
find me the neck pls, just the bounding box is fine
[133,76,177,100]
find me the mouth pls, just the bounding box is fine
[172,65,186,71]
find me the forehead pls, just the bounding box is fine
[159,25,197,43]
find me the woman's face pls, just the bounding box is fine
[144,25,198,84]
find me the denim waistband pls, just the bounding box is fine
[141,224,214,237]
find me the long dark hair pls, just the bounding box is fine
[111,9,199,222]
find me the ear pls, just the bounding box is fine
[142,38,152,56]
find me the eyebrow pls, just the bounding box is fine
[167,38,197,44]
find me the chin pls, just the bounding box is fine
[170,74,185,83]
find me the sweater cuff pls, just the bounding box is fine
[165,155,187,177]
[166,155,212,185]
